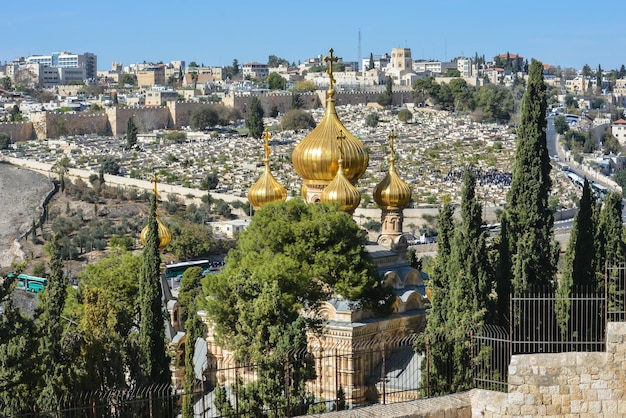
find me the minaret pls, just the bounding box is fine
[292,48,369,203]
[373,129,412,250]
[247,128,287,210]
[320,130,361,213]
[140,172,172,249]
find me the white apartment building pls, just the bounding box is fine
[413,60,457,74]
[26,51,97,80]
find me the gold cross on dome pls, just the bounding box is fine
[151,172,160,200]
[262,128,272,160]
[337,129,346,161]
[388,128,397,159]
[324,48,339,90]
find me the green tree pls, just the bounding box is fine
[118,73,136,87]
[581,64,592,78]
[613,170,626,197]
[365,112,379,127]
[397,109,412,123]
[100,155,120,175]
[36,234,69,412]
[0,281,39,414]
[169,221,215,261]
[417,201,455,395]
[290,91,304,109]
[200,171,219,190]
[189,106,219,131]
[266,72,287,90]
[178,267,204,323]
[0,132,11,149]
[126,117,138,149]
[202,199,393,362]
[594,192,625,282]
[246,96,265,139]
[554,114,569,135]
[556,179,596,338]
[280,109,315,131]
[368,53,375,70]
[505,59,558,292]
[138,194,170,385]
[0,76,11,90]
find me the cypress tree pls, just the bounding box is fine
[36,234,68,412]
[126,117,138,149]
[417,201,455,395]
[246,96,265,139]
[138,194,171,385]
[556,179,596,338]
[595,192,625,286]
[494,214,512,326]
[505,58,558,292]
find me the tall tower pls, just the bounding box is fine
[373,129,412,250]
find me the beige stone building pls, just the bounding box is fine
[137,65,166,87]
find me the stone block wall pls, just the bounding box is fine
[106,106,171,137]
[0,121,35,142]
[469,322,626,417]
[33,112,110,139]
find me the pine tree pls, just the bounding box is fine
[246,96,265,139]
[505,58,558,292]
[138,194,170,385]
[36,234,68,412]
[126,117,138,149]
[368,53,374,70]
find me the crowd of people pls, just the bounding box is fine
[443,167,512,188]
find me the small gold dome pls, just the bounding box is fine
[373,129,412,209]
[292,49,369,189]
[140,215,172,249]
[248,129,287,210]
[321,141,361,212]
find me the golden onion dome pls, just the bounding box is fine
[248,129,287,210]
[320,131,361,212]
[373,129,412,209]
[292,48,369,188]
[140,215,173,249]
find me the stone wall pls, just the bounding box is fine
[0,121,35,142]
[106,106,171,137]
[468,322,626,417]
[31,111,110,139]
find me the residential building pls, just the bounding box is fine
[361,53,390,71]
[457,58,473,77]
[413,60,456,75]
[242,62,269,80]
[137,65,166,87]
[614,79,626,96]
[145,88,179,106]
[612,119,626,146]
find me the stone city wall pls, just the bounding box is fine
[0,121,36,142]
[8,88,414,142]
[30,111,110,140]
[106,106,171,137]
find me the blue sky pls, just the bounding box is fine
[4,1,623,71]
